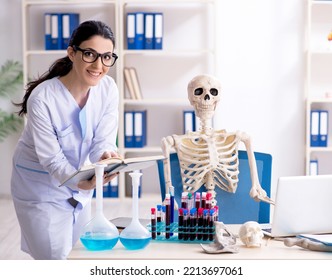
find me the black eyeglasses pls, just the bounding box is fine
[73,45,118,67]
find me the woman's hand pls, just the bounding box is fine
[78,172,119,191]
[99,150,120,161]
[78,150,120,190]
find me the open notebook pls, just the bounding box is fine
[262,175,332,237]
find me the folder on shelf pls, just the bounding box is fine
[319,110,328,147]
[127,12,144,50]
[44,13,52,50]
[135,12,144,49]
[309,160,319,176]
[109,176,119,197]
[92,181,110,198]
[62,13,79,50]
[123,67,136,99]
[144,13,154,49]
[50,13,62,50]
[127,13,136,49]
[129,67,143,100]
[124,111,135,148]
[153,13,163,49]
[183,110,196,133]
[134,110,147,148]
[310,110,320,147]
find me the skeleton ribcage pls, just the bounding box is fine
[176,132,241,193]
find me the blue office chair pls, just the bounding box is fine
[157,150,272,224]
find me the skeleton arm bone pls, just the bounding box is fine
[161,135,181,209]
[161,136,174,197]
[284,237,332,252]
[240,132,274,205]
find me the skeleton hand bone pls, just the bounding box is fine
[249,184,275,205]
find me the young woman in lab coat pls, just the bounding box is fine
[11,20,119,259]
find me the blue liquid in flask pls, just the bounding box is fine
[80,164,119,251]
[80,234,118,251]
[120,172,151,250]
[120,237,151,250]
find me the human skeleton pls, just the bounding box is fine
[161,74,274,206]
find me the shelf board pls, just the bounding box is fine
[122,49,214,56]
[307,98,332,103]
[312,0,332,6]
[123,0,215,5]
[309,147,332,152]
[123,98,189,106]
[25,50,66,56]
[24,0,116,5]
[122,146,163,153]
[310,49,332,55]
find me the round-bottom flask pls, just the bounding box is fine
[80,164,119,251]
[120,172,151,250]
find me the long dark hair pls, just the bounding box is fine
[15,20,115,116]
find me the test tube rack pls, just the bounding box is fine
[147,221,215,243]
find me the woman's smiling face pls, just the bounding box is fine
[70,35,114,87]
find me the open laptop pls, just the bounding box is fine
[262,174,332,237]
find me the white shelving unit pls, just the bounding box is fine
[305,0,332,175]
[21,0,216,199]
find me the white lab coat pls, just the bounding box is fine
[11,76,119,259]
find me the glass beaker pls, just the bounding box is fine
[120,171,151,250]
[80,164,119,250]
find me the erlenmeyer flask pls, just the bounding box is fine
[80,164,119,250]
[120,171,151,250]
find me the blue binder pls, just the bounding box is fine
[319,110,328,147]
[153,13,163,49]
[309,160,319,176]
[134,110,147,147]
[135,12,144,49]
[50,13,62,50]
[44,13,52,50]
[61,13,79,50]
[109,176,119,197]
[127,13,136,49]
[183,110,196,133]
[124,111,135,147]
[310,110,320,147]
[92,182,110,198]
[144,13,154,49]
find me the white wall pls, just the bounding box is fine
[0,0,24,197]
[0,0,306,198]
[214,0,306,198]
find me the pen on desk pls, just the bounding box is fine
[165,194,171,239]
[156,204,162,235]
[178,208,184,240]
[151,207,156,240]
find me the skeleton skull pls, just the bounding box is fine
[187,74,221,121]
[238,221,264,247]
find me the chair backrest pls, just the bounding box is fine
[157,150,272,224]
